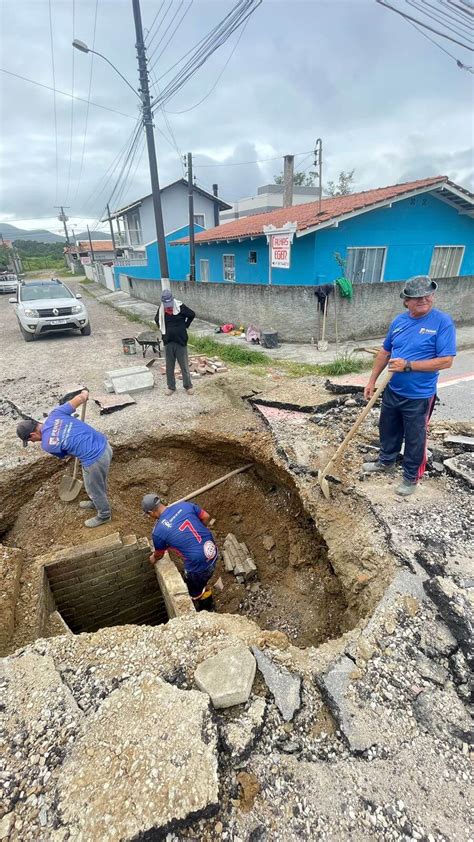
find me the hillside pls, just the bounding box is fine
[0,222,110,244]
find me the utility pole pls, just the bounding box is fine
[55,206,71,245]
[132,0,170,288]
[106,204,117,254]
[283,155,295,208]
[212,184,220,227]
[185,152,196,282]
[87,225,95,261]
[314,138,323,214]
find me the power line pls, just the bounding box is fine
[193,149,314,168]
[149,0,193,72]
[146,0,173,52]
[145,0,167,47]
[166,16,249,114]
[48,0,59,203]
[0,67,138,119]
[73,0,99,203]
[406,14,473,68]
[65,0,76,204]
[375,0,473,51]
[405,0,473,39]
[149,0,186,65]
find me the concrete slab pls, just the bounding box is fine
[194,645,256,709]
[252,647,301,721]
[105,365,155,395]
[443,454,474,487]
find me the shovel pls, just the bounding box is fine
[58,400,87,501]
[317,371,393,499]
[317,296,329,351]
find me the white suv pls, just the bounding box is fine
[10,279,91,342]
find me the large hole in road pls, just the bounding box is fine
[3,437,384,651]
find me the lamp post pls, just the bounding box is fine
[73,14,170,287]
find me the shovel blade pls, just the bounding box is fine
[317,340,328,352]
[317,470,331,500]
[59,476,83,502]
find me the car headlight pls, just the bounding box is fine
[71,304,83,314]
[23,308,39,318]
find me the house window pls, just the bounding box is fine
[193,213,205,227]
[127,210,142,246]
[346,247,386,284]
[248,250,257,264]
[200,259,210,282]
[429,246,464,278]
[223,254,235,282]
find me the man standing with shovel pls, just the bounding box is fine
[16,389,113,528]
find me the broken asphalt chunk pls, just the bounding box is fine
[252,646,301,722]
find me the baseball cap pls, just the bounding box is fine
[16,418,39,447]
[400,275,438,299]
[142,493,161,513]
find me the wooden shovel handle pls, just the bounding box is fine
[320,371,393,480]
[321,296,328,341]
[71,400,87,481]
[172,463,253,505]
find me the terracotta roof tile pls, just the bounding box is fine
[172,176,449,245]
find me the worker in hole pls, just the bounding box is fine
[142,493,218,611]
[16,389,113,528]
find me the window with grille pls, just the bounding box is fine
[346,247,386,284]
[429,246,464,278]
[223,254,235,282]
[200,259,210,282]
[193,213,205,227]
[248,251,257,264]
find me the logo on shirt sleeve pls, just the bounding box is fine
[204,540,217,560]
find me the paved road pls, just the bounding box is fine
[436,352,474,421]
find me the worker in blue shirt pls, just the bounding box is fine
[16,389,113,527]
[142,493,218,611]
[363,275,456,496]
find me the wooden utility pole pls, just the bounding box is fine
[106,204,117,254]
[186,152,196,282]
[132,0,170,288]
[283,155,294,208]
[87,225,95,261]
[55,206,71,245]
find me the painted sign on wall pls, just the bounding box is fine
[271,233,292,268]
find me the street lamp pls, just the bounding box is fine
[72,15,170,286]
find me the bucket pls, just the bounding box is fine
[122,337,137,355]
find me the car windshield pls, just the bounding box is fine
[20,284,74,301]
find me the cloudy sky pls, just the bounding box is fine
[0,0,472,235]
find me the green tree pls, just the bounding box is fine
[273,170,316,187]
[324,170,355,197]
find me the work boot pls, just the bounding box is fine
[362,461,396,474]
[396,480,417,497]
[165,389,175,396]
[185,388,194,395]
[196,594,214,612]
[84,515,111,528]
[79,500,95,509]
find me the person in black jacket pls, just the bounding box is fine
[156,289,195,395]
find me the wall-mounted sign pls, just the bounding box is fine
[263,222,297,283]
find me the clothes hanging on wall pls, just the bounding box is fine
[335,276,353,299]
[314,284,333,312]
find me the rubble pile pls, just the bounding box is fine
[223,532,257,582]
[159,355,228,379]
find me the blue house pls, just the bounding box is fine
[109,179,231,292]
[171,176,474,286]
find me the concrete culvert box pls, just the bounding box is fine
[41,532,169,634]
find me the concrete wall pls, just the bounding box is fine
[190,193,474,286]
[164,274,473,342]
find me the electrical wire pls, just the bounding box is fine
[166,16,249,114]
[405,0,473,39]
[406,15,473,68]
[73,0,99,203]
[78,119,142,218]
[48,0,59,203]
[149,0,193,72]
[375,0,473,51]
[147,0,174,57]
[0,68,138,119]
[145,0,167,47]
[193,149,314,168]
[65,0,76,204]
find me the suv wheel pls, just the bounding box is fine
[81,323,91,336]
[20,325,35,342]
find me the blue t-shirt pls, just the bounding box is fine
[41,403,107,467]
[383,308,456,399]
[152,501,218,574]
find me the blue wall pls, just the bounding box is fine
[181,193,474,286]
[113,224,203,288]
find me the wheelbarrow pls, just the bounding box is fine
[135,330,162,358]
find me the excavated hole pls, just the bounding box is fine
[4,437,381,650]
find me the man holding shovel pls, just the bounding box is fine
[142,493,218,611]
[16,389,113,527]
[363,276,456,496]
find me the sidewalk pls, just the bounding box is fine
[81,280,474,366]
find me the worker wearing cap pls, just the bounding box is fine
[16,389,113,527]
[142,493,218,611]
[363,275,456,496]
[155,289,195,396]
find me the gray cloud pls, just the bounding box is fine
[0,0,472,232]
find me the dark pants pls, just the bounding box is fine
[379,386,436,483]
[184,559,216,611]
[165,341,192,391]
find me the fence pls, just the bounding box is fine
[118,274,473,342]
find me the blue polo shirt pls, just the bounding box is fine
[41,402,107,467]
[383,308,456,399]
[152,501,218,574]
